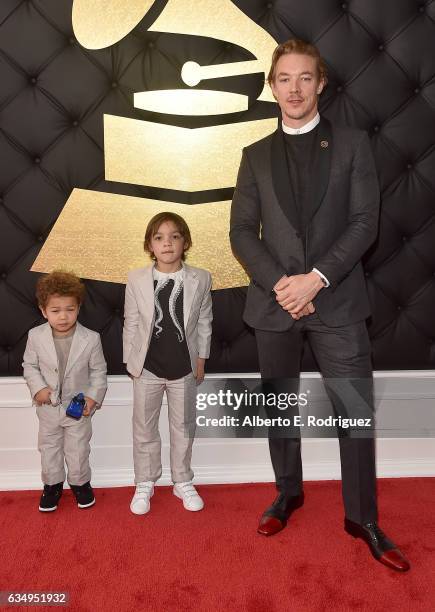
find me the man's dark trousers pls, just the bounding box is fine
[255,313,378,526]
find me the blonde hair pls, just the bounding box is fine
[268,38,328,85]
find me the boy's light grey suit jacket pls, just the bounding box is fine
[123,263,213,378]
[22,321,107,406]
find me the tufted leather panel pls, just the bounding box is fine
[0,0,434,375]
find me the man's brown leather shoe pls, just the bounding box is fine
[257,515,286,536]
[345,519,410,572]
[257,492,304,536]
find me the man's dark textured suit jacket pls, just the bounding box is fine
[230,117,380,332]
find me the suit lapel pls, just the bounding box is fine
[305,117,332,225]
[271,126,301,233]
[138,266,155,317]
[183,264,198,329]
[40,323,57,367]
[64,322,89,377]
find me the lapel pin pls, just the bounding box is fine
[320,140,329,148]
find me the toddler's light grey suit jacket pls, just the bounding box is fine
[23,322,107,407]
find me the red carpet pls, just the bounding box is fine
[0,478,434,612]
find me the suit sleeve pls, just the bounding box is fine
[196,272,213,359]
[22,332,49,400]
[312,132,380,289]
[123,274,140,364]
[230,149,287,292]
[84,335,107,407]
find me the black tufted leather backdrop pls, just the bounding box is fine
[1,0,435,375]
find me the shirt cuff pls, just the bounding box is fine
[312,268,330,288]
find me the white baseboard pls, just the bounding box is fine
[1,373,434,490]
[2,447,434,490]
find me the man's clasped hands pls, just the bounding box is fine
[274,271,324,320]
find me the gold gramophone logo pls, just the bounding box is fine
[32,0,278,288]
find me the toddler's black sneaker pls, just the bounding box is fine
[70,482,95,508]
[39,482,63,512]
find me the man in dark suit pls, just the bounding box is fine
[230,39,409,572]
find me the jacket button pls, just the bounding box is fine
[296,232,301,238]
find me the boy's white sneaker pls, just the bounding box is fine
[173,481,204,511]
[130,481,154,515]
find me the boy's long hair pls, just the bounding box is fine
[144,212,192,261]
[36,270,85,308]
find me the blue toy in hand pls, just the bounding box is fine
[66,393,86,420]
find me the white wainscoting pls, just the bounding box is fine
[1,372,434,490]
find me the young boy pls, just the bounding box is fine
[23,271,107,512]
[123,212,212,515]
